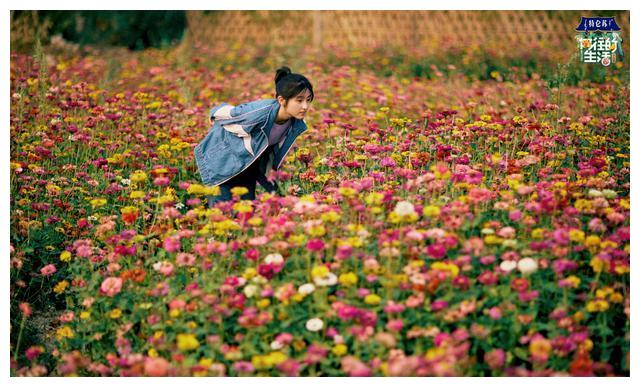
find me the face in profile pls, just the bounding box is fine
[280,89,313,120]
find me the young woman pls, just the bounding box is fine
[194,66,314,207]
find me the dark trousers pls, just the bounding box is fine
[207,147,277,207]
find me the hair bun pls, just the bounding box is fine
[275,66,292,85]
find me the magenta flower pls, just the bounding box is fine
[306,238,326,252]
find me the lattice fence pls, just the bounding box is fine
[185,10,630,54]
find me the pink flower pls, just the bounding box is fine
[163,236,181,253]
[380,157,397,168]
[484,348,505,369]
[100,277,123,297]
[341,356,372,376]
[383,300,406,314]
[144,356,169,376]
[40,264,57,276]
[153,176,170,186]
[276,359,300,376]
[508,210,522,221]
[468,187,494,204]
[175,252,196,266]
[488,307,502,320]
[168,299,186,310]
[153,261,174,276]
[386,319,404,332]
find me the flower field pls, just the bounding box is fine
[10,45,630,376]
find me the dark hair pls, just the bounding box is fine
[275,66,314,102]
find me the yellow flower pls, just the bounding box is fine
[531,228,545,239]
[56,326,74,340]
[584,235,601,251]
[233,201,253,213]
[148,348,158,358]
[422,205,440,217]
[130,170,148,183]
[484,234,503,245]
[332,344,348,356]
[53,280,69,294]
[267,351,287,366]
[590,257,608,273]
[230,186,249,196]
[243,267,257,280]
[609,292,624,303]
[364,294,381,305]
[109,309,122,319]
[321,211,341,223]
[569,229,585,243]
[307,224,326,237]
[574,199,593,212]
[364,192,384,206]
[177,333,200,351]
[59,251,72,262]
[256,299,271,309]
[130,190,145,199]
[425,346,446,361]
[430,262,459,278]
[169,309,181,318]
[339,272,358,287]
[80,311,91,320]
[248,217,263,227]
[311,265,329,279]
[90,198,107,208]
[595,287,613,299]
[586,299,609,313]
[564,275,581,288]
[338,187,357,198]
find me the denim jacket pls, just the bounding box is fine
[194,98,308,186]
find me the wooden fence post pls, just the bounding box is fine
[313,11,322,50]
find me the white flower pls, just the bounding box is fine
[588,189,603,198]
[243,284,259,298]
[175,202,185,210]
[270,340,284,350]
[481,228,495,235]
[313,272,338,287]
[120,178,131,186]
[602,189,617,199]
[298,283,316,295]
[499,260,517,273]
[393,200,416,217]
[517,257,539,275]
[264,253,284,265]
[252,275,268,284]
[305,317,324,332]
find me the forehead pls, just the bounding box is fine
[293,89,312,98]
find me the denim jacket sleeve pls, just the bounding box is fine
[208,99,275,135]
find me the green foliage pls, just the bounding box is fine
[19,11,186,50]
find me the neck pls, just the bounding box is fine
[276,105,291,124]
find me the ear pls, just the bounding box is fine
[277,95,286,105]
